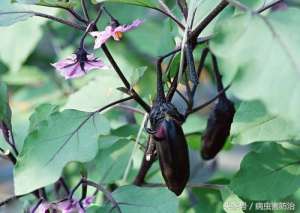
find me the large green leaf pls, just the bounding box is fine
[210,8,300,131]
[2,66,47,86]
[0,1,57,72]
[86,139,133,184]
[238,0,274,10]
[64,66,146,112]
[14,109,110,195]
[188,187,223,213]
[231,101,300,144]
[92,0,159,9]
[0,0,33,26]
[88,185,178,212]
[221,187,244,213]
[0,18,43,72]
[110,185,178,213]
[28,103,59,132]
[15,0,77,8]
[230,143,300,200]
[64,72,127,112]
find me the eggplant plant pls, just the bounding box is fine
[0,0,299,212]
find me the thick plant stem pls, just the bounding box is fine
[101,44,151,113]
[81,0,90,21]
[257,0,282,13]
[156,58,166,103]
[133,137,156,185]
[0,11,86,31]
[189,0,229,46]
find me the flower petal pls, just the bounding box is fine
[82,196,95,207]
[30,202,50,213]
[115,19,143,33]
[52,54,107,79]
[51,55,76,69]
[90,26,114,49]
[85,61,106,71]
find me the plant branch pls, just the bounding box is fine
[0,148,16,164]
[61,7,88,24]
[101,44,151,113]
[142,182,224,190]
[257,0,282,13]
[123,114,148,182]
[166,37,211,102]
[31,198,44,213]
[157,0,185,30]
[197,48,209,77]
[0,11,86,31]
[84,180,121,213]
[81,0,90,21]
[176,0,188,19]
[156,58,167,102]
[187,84,231,115]
[0,122,18,156]
[189,0,229,46]
[47,96,134,164]
[117,105,145,115]
[80,175,88,202]
[59,177,70,195]
[133,136,157,186]
[69,179,83,199]
[211,54,225,92]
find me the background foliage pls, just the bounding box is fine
[1,0,300,212]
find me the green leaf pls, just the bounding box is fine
[0,0,33,26]
[221,187,245,213]
[231,101,300,144]
[15,0,76,8]
[0,199,26,212]
[92,0,159,9]
[86,205,110,213]
[87,139,133,184]
[0,18,43,72]
[182,114,206,135]
[14,110,110,195]
[2,66,47,85]
[129,66,147,86]
[0,82,12,128]
[188,187,223,213]
[110,185,178,213]
[0,1,57,72]
[237,0,272,10]
[28,103,59,132]
[64,72,127,112]
[210,8,300,132]
[189,0,234,37]
[230,143,300,200]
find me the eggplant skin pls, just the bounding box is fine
[201,97,235,160]
[155,119,190,196]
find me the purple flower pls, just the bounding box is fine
[30,202,51,213]
[90,19,143,49]
[51,48,107,79]
[56,196,95,213]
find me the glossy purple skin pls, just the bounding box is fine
[201,97,235,160]
[155,119,190,196]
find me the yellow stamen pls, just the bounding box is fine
[114,31,123,41]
